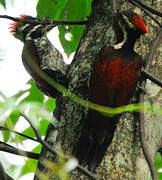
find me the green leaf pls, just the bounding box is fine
[39,119,49,135]
[3,111,21,142]
[19,80,44,104]
[8,110,21,126]
[154,152,162,179]
[0,0,6,8]
[155,152,162,169]
[12,119,49,143]
[19,158,37,178]
[32,144,42,153]
[157,172,162,180]
[45,97,56,111]
[6,164,20,179]
[18,145,41,178]
[58,0,92,56]
[12,127,35,143]
[3,117,11,142]
[37,0,69,20]
[37,0,92,56]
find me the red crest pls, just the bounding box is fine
[132,15,148,33]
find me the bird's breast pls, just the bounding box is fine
[90,56,142,107]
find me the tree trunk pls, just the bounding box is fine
[34,0,162,179]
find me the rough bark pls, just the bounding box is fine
[34,0,162,180]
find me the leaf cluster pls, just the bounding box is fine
[37,0,92,56]
[0,80,56,178]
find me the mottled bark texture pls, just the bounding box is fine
[34,1,162,180]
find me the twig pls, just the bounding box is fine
[76,165,99,180]
[145,29,162,71]
[0,162,13,180]
[0,15,88,26]
[139,84,157,180]
[21,114,99,180]
[131,0,162,17]
[0,141,39,159]
[110,0,118,14]
[139,29,162,180]
[142,69,162,88]
[0,126,39,143]
[0,162,7,180]
[129,0,162,28]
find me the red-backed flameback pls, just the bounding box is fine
[74,11,148,171]
[9,15,68,97]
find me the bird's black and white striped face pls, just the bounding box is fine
[9,15,51,42]
[113,10,148,49]
[118,11,147,34]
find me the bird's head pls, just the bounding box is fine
[9,15,52,42]
[113,10,148,49]
[118,11,147,34]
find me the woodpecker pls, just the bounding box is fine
[9,15,67,97]
[74,11,148,171]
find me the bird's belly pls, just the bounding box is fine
[90,57,142,107]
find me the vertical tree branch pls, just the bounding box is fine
[139,29,162,180]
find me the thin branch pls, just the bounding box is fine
[0,126,39,143]
[76,165,99,180]
[139,83,158,180]
[129,0,162,28]
[21,114,99,180]
[0,162,13,180]
[110,0,118,14]
[142,70,162,88]
[0,141,39,159]
[0,15,88,27]
[139,28,162,180]
[145,29,162,71]
[0,162,7,180]
[131,0,162,17]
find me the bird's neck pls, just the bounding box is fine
[121,31,139,52]
[113,22,140,53]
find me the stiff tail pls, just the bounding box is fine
[74,110,120,172]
